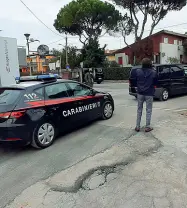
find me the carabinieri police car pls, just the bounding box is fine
[0,75,114,149]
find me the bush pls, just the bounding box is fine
[103,67,132,80]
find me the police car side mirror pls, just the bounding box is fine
[90,89,97,96]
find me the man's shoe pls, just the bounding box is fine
[145,127,153,132]
[135,127,140,132]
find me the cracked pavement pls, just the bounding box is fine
[3,83,187,208]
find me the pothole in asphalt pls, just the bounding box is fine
[82,165,124,190]
[180,111,187,117]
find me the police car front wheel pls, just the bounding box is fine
[102,102,113,120]
[31,122,56,149]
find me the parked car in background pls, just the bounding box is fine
[93,68,104,84]
[129,64,187,101]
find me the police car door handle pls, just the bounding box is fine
[51,107,58,110]
[77,101,83,105]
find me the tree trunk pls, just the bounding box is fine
[139,11,148,39]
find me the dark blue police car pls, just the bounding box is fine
[0,75,114,148]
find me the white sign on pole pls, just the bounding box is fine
[0,37,20,86]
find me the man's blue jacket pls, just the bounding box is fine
[134,68,158,96]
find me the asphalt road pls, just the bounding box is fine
[1,82,187,208]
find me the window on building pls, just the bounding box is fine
[179,40,183,45]
[174,40,178,45]
[164,37,168,44]
[118,57,123,65]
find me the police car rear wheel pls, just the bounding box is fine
[102,102,113,120]
[31,122,56,149]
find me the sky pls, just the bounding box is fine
[1,0,187,52]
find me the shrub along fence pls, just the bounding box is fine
[103,67,132,80]
[20,67,132,80]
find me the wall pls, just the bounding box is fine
[151,34,162,54]
[26,55,48,73]
[160,34,184,45]
[114,32,187,65]
[106,55,115,62]
[115,53,129,66]
[160,43,183,64]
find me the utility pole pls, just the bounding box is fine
[65,35,68,66]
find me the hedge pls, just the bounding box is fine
[103,67,132,80]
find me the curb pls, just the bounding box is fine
[103,80,128,83]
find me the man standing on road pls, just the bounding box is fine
[84,68,94,87]
[134,58,158,132]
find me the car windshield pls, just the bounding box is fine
[0,88,22,105]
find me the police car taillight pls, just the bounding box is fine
[129,80,131,86]
[10,111,26,118]
[0,110,26,119]
[0,112,11,119]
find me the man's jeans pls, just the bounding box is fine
[136,94,153,128]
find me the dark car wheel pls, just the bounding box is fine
[160,88,169,101]
[31,122,56,149]
[102,101,114,120]
[97,81,102,84]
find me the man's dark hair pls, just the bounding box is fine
[142,58,152,68]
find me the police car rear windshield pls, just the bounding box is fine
[0,88,22,105]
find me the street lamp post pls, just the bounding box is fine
[24,34,40,76]
[24,33,32,76]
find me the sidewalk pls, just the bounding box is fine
[6,111,187,208]
[103,80,128,83]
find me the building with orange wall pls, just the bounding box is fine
[105,49,118,62]
[23,54,55,73]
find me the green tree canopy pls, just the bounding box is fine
[81,38,106,67]
[110,0,186,43]
[52,46,82,69]
[54,0,122,44]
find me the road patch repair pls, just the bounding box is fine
[5,112,187,208]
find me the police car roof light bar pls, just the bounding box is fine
[18,74,57,82]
